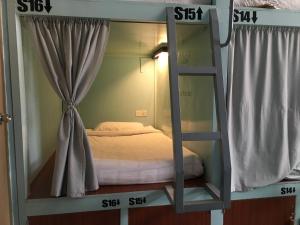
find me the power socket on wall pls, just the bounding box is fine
[136,110,148,117]
[180,90,192,97]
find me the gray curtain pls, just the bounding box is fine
[30,17,110,197]
[228,25,300,191]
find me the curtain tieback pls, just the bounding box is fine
[66,102,77,110]
[65,102,77,119]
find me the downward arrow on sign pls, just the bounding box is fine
[252,11,258,23]
[44,0,52,13]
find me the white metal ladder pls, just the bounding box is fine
[165,7,231,213]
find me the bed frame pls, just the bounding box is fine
[3,0,300,225]
[29,154,206,199]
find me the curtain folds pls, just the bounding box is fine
[30,17,110,197]
[228,25,300,191]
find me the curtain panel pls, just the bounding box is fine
[228,25,300,191]
[30,16,110,197]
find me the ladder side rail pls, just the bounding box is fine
[209,9,231,208]
[166,7,185,213]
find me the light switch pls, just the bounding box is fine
[136,110,148,117]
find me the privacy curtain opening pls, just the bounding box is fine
[30,17,110,197]
[228,25,300,191]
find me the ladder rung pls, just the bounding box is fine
[164,185,175,204]
[182,132,221,141]
[178,66,216,76]
[205,183,221,200]
[183,200,224,212]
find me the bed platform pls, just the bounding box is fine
[29,154,206,199]
[30,125,205,199]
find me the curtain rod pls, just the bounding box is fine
[221,0,234,47]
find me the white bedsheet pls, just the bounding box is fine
[87,127,203,185]
[234,0,300,10]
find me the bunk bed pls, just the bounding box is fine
[25,15,210,199]
[4,0,300,225]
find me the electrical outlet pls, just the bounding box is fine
[180,90,192,96]
[136,110,148,117]
[178,51,191,64]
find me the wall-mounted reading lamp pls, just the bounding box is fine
[152,43,168,59]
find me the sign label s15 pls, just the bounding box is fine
[174,7,203,21]
[129,197,147,206]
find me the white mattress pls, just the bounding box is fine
[234,0,300,10]
[87,127,203,185]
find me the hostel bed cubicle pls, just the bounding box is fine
[3,0,300,225]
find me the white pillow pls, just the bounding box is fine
[95,122,144,131]
[234,0,277,8]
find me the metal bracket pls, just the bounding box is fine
[0,113,12,125]
[220,0,234,48]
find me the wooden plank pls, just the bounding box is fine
[224,197,296,225]
[28,210,120,225]
[0,2,12,225]
[129,205,210,225]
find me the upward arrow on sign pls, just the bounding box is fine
[197,7,203,20]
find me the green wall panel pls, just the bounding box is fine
[79,55,155,128]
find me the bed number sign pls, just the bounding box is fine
[233,9,258,24]
[129,197,147,206]
[174,7,203,21]
[281,187,296,195]
[102,199,120,208]
[17,0,52,13]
